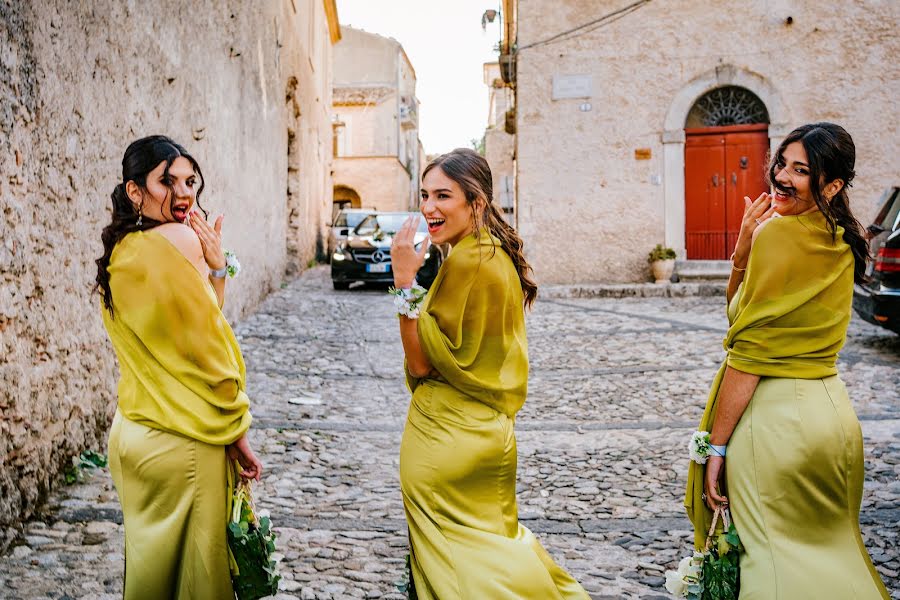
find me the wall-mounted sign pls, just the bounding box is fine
[552,74,593,100]
[634,148,652,160]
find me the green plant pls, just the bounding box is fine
[64,450,108,485]
[648,244,677,263]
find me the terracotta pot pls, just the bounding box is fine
[651,259,675,283]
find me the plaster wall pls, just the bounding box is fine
[333,157,411,212]
[515,0,899,283]
[0,0,336,538]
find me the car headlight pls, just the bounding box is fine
[332,248,346,261]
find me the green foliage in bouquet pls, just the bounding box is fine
[666,509,742,600]
[700,523,742,600]
[395,553,418,599]
[228,482,280,600]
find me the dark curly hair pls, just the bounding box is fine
[95,135,207,315]
[768,122,869,283]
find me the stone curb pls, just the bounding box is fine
[541,282,727,299]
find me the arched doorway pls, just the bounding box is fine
[684,86,770,259]
[332,185,361,222]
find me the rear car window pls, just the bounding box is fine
[874,188,900,232]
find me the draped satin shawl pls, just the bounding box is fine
[101,230,252,445]
[406,231,529,417]
[685,211,854,548]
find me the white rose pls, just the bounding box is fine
[664,569,688,597]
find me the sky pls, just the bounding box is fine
[336,0,503,155]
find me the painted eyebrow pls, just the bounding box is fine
[422,188,453,194]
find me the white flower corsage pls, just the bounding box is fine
[688,430,712,464]
[389,284,427,318]
[224,249,241,278]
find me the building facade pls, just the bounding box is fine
[0,0,339,541]
[332,26,422,215]
[505,0,899,283]
[483,62,516,220]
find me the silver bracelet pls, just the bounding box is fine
[710,444,727,457]
[210,266,227,279]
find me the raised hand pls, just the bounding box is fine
[390,215,430,288]
[189,211,226,272]
[733,193,777,268]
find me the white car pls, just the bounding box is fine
[328,208,372,257]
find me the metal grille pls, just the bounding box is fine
[688,87,769,127]
[351,248,390,264]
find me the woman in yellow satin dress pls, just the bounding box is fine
[390,148,589,599]
[96,136,263,599]
[686,123,889,599]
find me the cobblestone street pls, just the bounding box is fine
[2,267,898,599]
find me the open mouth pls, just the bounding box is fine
[426,217,445,233]
[172,204,190,222]
[773,186,795,203]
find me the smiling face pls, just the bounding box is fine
[126,156,199,223]
[420,165,478,246]
[771,142,818,216]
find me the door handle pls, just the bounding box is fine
[732,172,737,185]
[712,174,719,187]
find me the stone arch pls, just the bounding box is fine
[333,185,361,208]
[662,66,789,258]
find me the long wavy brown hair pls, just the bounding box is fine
[423,148,538,309]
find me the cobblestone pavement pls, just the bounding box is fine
[2,267,898,599]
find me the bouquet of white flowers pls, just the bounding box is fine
[666,506,742,600]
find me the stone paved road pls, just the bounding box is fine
[2,267,898,599]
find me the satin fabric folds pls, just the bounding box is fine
[102,230,251,599]
[401,231,588,599]
[685,212,889,599]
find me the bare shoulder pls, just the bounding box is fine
[154,223,204,266]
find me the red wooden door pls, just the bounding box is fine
[685,124,769,259]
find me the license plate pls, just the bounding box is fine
[366,263,390,273]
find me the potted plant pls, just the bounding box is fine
[648,244,677,283]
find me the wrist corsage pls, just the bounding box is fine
[389,284,427,318]
[689,431,726,464]
[224,249,241,278]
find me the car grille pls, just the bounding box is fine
[351,248,391,264]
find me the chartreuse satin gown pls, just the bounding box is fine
[102,230,252,599]
[687,212,889,599]
[400,231,589,599]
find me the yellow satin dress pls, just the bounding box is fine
[102,230,252,599]
[724,290,889,600]
[400,232,589,599]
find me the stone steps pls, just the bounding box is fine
[674,259,731,282]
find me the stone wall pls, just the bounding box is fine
[515,0,900,284]
[0,0,337,541]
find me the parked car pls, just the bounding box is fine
[853,186,900,333]
[331,212,442,290]
[328,208,373,257]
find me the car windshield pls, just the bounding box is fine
[334,211,370,228]
[354,213,427,236]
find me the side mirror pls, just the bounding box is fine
[868,223,886,236]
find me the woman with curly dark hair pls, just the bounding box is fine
[687,123,889,599]
[96,135,261,599]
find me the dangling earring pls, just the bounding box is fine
[136,199,144,226]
